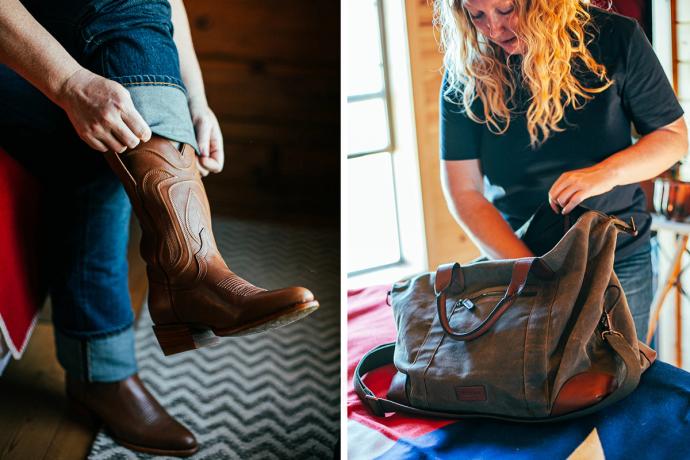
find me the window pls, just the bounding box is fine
[347,0,426,284]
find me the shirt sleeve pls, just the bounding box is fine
[439,72,483,160]
[621,21,684,135]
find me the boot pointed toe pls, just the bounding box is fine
[66,374,198,457]
[253,286,316,307]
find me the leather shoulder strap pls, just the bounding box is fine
[354,333,642,422]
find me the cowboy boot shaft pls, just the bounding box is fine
[105,136,319,355]
[107,138,218,287]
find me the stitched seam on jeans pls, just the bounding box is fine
[57,321,135,340]
[120,81,185,91]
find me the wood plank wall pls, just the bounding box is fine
[405,0,479,268]
[186,1,340,218]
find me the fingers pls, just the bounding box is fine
[199,155,221,175]
[100,131,128,154]
[59,71,152,154]
[111,119,144,150]
[195,116,212,157]
[121,107,152,144]
[196,159,210,177]
[83,136,109,153]
[210,123,225,170]
[548,193,561,214]
[549,175,586,215]
[561,192,585,215]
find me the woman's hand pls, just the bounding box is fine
[56,68,152,153]
[190,103,224,177]
[548,165,616,215]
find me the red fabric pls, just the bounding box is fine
[0,148,42,357]
[347,285,454,441]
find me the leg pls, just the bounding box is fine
[0,65,197,455]
[81,3,319,355]
[47,171,136,382]
[614,244,654,343]
[0,64,138,373]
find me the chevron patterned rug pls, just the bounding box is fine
[87,216,340,459]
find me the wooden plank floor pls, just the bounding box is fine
[0,323,97,460]
[0,222,147,460]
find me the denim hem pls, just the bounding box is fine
[126,85,200,154]
[110,74,186,93]
[55,325,138,382]
[57,320,134,340]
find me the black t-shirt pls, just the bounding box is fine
[440,7,684,259]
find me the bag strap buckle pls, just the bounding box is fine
[612,216,637,236]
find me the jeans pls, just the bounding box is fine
[0,0,196,381]
[614,243,653,343]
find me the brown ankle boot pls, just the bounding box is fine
[104,137,319,355]
[66,374,198,457]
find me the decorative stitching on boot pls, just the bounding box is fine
[217,275,266,297]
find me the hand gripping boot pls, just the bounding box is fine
[104,137,319,355]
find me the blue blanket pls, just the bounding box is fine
[377,361,690,459]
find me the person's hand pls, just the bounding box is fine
[190,103,224,177]
[56,68,152,153]
[548,165,616,215]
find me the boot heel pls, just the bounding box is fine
[152,324,220,356]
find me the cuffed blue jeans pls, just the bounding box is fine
[0,0,196,381]
[614,243,654,343]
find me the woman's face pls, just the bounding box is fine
[462,0,524,55]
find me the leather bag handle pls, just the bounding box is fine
[435,258,553,341]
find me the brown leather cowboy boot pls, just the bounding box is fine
[104,136,319,355]
[66,374,198,457]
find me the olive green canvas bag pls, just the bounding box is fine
[355,210,656,422]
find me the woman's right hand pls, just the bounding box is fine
[441,159,534,259]
[56,68,152,153]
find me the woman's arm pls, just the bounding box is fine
[550,116,689,214]
[441,159,534,259]
[0,0,151,153]
[169,0,224,176]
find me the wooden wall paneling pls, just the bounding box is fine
[185,1,339,216]
[405,0,480,268]
[188,0,338,65]
[203,142,339,214]
[201,60,338,123]
[217,119,337,148]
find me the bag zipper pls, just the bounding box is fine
[454,289,537,311]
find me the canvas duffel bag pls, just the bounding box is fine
[355,210,657,422]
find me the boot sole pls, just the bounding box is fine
[115,437,199,457]
[153,300,320,356]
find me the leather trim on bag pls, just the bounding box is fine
[387,372,410,405]
[434,262,459,294]
[454,385,487,402]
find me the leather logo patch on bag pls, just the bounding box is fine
[455,385,487,401]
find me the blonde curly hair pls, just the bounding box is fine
[436,0,613,148]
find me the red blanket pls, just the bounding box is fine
[347,285,453,442]
[0,148,42,358]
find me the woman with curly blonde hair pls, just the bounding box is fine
[438,0,688,341]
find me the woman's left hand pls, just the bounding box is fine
[548,165,616,215]
[190,103,224,177]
